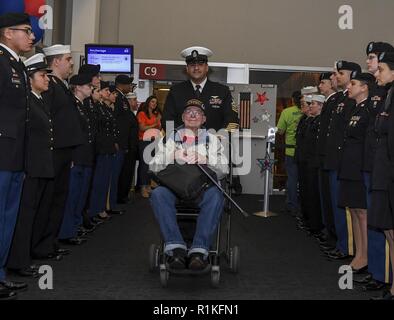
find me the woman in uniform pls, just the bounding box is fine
[338,71,375,273]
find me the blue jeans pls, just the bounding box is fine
[150,186,225,257]
[285,156,299,211]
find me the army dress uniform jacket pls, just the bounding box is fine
[317,92,342,165]
[72,98,95,167]
[95,102,117,155]
[363,84,389,172]
[324,91,356,171]
[114,90,138,152]
[25,93,55,178]
[294,114,309,164]
[42,75,84,149]
[338,100,369,181]
[163,80,239,131]
[0,46,29,171]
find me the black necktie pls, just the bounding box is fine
[195,85,201,99]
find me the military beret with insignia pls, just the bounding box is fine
[366,42,394,56]
[70,74,93,86]
[336,60,361,73]
[350,71,375,84]
[379,52,394,65]
[320,73,332,82]
[79,64,101,77]
[0,12,30,29]
[100,81,110,90]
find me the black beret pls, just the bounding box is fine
[78,64,101,77]
[115,75,134,85]
[184,99,205,113]
[109,85,118,93]
[350,71,375,84]
[320,72,332,82]
[379,52,394,65]
[336,60,361,73]
[366,42,394,55]
[0,12,31,29]
[69,74,92,86]
[100,81,110,90]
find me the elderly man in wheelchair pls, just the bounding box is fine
[149,99,228,271]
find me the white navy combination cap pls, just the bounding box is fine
[181,46,213,64]
[24,53,51,74]
[311,95,326,104]
[43,44,71,57]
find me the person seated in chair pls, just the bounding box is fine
[149,99,228,270]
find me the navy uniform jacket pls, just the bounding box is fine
[338,100,369,181]
[363,84,388,172]
[304,115,321,169]
[0,46,29,171]
[163,80,239,131]
[72,97,95,166]
[324,91,356,171]
[42,75,84,149]
[294,114,309,164]
[25,93,55,178]
[372,84,393,191]
[114,90,138,152]
[317,92,341,164]
[95,102,117,155]
[83,97,99,139]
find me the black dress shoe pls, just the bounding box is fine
[327,251,351,261]
[106,210,125,215]
[45,253,63,261]
[370,290,394,300]
[166,248,187,270]
[352,265,369,275]
[353,274,372,284]
[9,267,39,278]
[59,237,87,246]
[0,286,17,300]
[55,248,71,256]
[188,253,209,271]
[91,217,104,225]
[320,244,336,252]
[361,279,390,292]
[0,280,28,292]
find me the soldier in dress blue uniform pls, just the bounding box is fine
[368,52,394,300]
[0,12,35,300]
[6,54,54,280]
[338,71,375,274]
[163,46,239,132]
[354,42,394,291]
[88,82,118,221]
[58,74,96,245]
[324,61,360,261]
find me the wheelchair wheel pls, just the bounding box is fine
[160,265,169,288]
[149,244,159,273]
[210,266,220,288]
[230,246,240,274]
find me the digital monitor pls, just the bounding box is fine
[85,44,134,74]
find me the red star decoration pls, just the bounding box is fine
[255,92,269,106]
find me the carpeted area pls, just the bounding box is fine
[16,194,368,300]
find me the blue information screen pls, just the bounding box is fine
[85,45,134,74]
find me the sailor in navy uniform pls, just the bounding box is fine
[0,12,34,299]
[58,74,95,245]
[7,54,54,278]
[338,71,375,274]
[163,46,239,132]
[31,44,84,260]
[356,42,394,290]
[324,61,360,261]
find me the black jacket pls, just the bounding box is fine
[338,100,369,181]
[304,115,321,169]
[42,75,84,149]
[295,114,309,164]
[95,102,117,155]
[25,93,55,178]
[0,46,29,171]
[163,80,239,131]
[324,91,356,171]
[71,97,95,166]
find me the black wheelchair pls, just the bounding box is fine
[148,160,247,288]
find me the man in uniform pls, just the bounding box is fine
[162,46,239,132]
[115,75,139,205]
[0,12,34,300]
[323,60,361,261]
[31,44,84,261]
